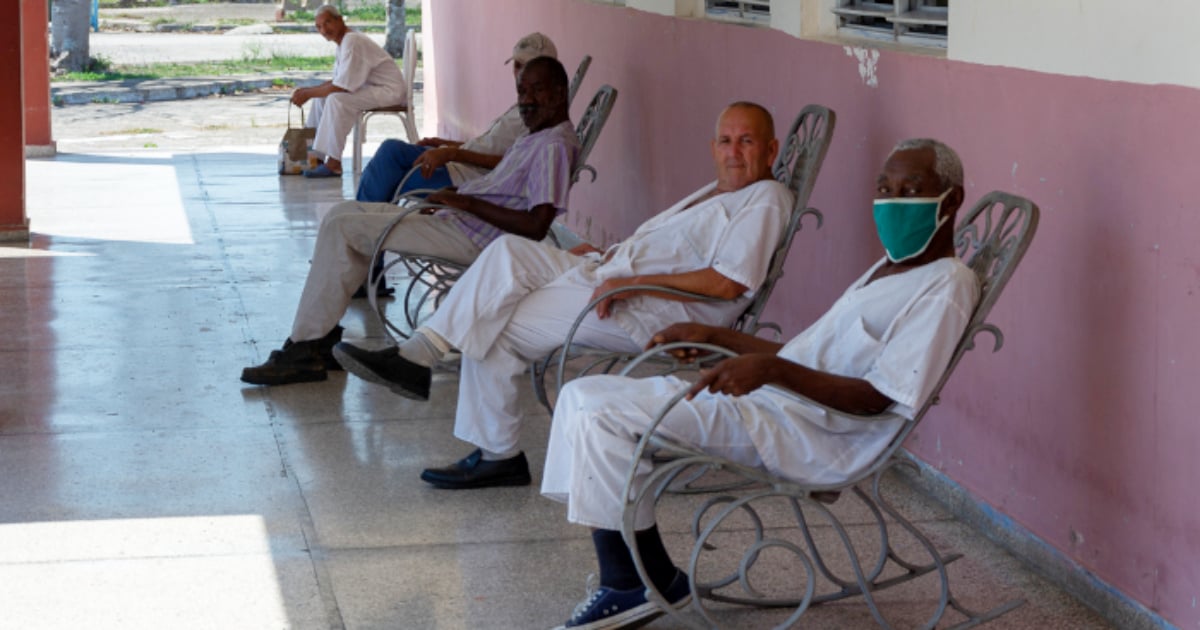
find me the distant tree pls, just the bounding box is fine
[51,0,91,72]
[384,0,406,58]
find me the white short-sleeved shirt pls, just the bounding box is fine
[733,256,980,485]
[446,105,528,185]
[573,179,793,346]
[332,31,406,95]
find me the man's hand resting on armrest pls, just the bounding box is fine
[647,323,783,362]
[686,353,789,399]
[569,243,604,256]
[417,137,462,148]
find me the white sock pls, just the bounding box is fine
[397,331,443,368]
[481,448,521,461]
[414,326,452,354]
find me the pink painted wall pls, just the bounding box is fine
[426,1,1200,625]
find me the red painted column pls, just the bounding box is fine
[0,0,29,241]
[23,0,54,154]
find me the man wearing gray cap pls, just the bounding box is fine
[242,55,579,387]
[355,32,559,204]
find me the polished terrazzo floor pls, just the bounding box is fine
[0,149,1114,629]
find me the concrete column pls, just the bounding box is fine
[23,0,55,157]
[1,0,29,241]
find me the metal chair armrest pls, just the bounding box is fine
[616,341,740,376]
[390,165,422,203]
[365,202,446,326]
[552,285,730,401]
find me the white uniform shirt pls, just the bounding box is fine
[332,31,406,95]
[446,105,528,185]
[571,179,793,346]
[735,257,980,484]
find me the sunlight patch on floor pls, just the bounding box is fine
[0,515,291,628]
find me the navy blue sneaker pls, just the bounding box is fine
[555,571,691,630]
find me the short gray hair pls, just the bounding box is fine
[316,4,342,19]
[889,138,964,189]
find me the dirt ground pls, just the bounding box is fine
[51,88,417,152]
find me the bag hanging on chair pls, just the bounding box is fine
[278,104,317,175]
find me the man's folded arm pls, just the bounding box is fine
[688,354,896,417]
[591,268,747,319]
[427,190,557,240]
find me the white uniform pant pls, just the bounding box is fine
[541,374,765,531]
[291,201,480,342]
[307,83,403,161]
[423,235,644,455]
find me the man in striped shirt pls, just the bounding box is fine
[242,56,579,386]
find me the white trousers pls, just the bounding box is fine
[541,374,765,531]
[307,83,403,161]
[291,201,480,342]
[423,235,644,455]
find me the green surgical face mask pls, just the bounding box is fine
[872,189,952,262]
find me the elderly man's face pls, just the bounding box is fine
[315,12,345,42]
[711,107,779,193]
[875,148,947,205]
[516,64,565,132]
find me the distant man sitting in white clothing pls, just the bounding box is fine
[332,102,794,491]
[290,5,407,178]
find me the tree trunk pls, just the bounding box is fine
[384,0,406,58]
[50,0,91,72]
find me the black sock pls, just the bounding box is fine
[592,527,678,592]
[634,526,679,593]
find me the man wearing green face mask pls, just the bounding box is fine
[541,138,982,630]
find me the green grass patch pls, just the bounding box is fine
[54,55,335,82]
[101,127,163,136]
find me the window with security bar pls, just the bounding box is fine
[707,0,771,24]
[832,0,948,48]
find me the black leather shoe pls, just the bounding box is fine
[420,449,532,489]
[332,341,431,400]
[241,340,327,385]
[313,325,345,371]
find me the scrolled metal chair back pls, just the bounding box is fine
[735,104,837,336]
[571,84,619,184]
[568,55,592,106]
[954,191,1039,343]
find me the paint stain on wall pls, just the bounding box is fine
[843,46,880,87]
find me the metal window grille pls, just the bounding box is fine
[832,0,948,48]
[707,0,771,24]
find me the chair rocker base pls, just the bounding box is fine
[629,452,1025,629]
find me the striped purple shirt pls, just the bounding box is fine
[436,120,579,249]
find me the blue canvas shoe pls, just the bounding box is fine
[554,571,691,630]
[302,163,342,178]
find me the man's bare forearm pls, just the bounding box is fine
[450,197,556,241]
[769,361,894,416]
[447,147,503,170]
[616,268,747,302]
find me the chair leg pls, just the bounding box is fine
[352,114,367,181]
[402,111,419,143]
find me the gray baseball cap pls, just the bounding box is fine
[505,32,558,65]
